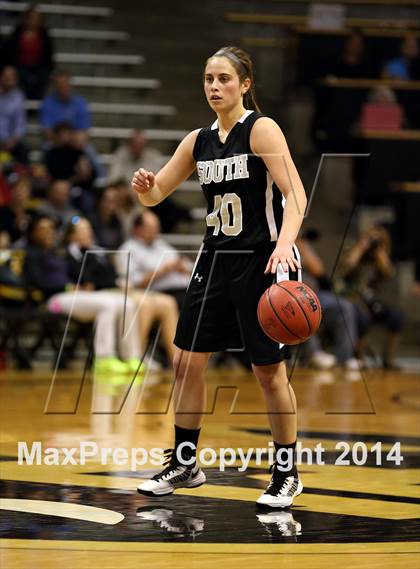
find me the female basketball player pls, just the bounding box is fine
[132,46,307,508]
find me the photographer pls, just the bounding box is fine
[338,225,404,369]
[296,231,360,372]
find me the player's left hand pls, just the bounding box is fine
[265,242,301,275]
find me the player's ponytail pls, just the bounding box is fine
[209,46,261,112]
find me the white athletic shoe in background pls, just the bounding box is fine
[310,351,336,370]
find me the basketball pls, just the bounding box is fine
[257,281,322,345]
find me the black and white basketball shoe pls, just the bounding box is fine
[256,464,303,508]
[137,449,206,497]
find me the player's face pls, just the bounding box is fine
[204,57,244,112]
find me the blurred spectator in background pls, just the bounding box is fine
[337,225,404,369]
[40,71,105,190]
[72,129,106,183]
[6,4,54,99]
[116,210,191,309]
[110,131,191,232]
[383,35,420,80]
[89,187,124,250]
[326,29,372,79]
[54,217,177,371]
[359,86,404,131]
[109,130,163,184]
[53,218,141,373]
[0,66,28,164]
[297,232,360,371]
[312,30,376,151]
[23,215,68,301]
[64,218,117,290]
[0,234,32,369]
[0,175,34,245]
[24,216,140,374]
[40,70,90,140]
[36,179,79,238]
[30,162,50,198]
[110,178,143,240]
[44,122,95,212]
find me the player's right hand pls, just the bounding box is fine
[132,168,155,194]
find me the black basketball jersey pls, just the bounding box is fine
[193,110,285,249]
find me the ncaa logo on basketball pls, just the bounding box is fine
[297,285,319,312]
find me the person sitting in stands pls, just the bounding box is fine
[6,4,54,100]
[62,217,178,370]
[0,231,32,369]
[24,215,142,374]
[297,232,360,372]
[23,215,69,301]
[116,210,192,309]
[0,66,28,165]
[109,178,143,240]
[109,131,191,232]
[40,69,105,182]
[326,29,372,79]
[0,175,34,246]
[359,86,404,131]
[40,69,90,139]
[383,35,420,81]
[109,130,164,184]
[36,179,80,240]
[44,122,95,213]
[44,123,92,184]
[337,224,404,369]
[89,187,124,250]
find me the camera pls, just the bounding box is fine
[368,238,381,251]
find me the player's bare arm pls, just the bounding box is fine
[131,129,200,206]
[250,117,307,274]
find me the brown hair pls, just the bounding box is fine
[207,46,261,112]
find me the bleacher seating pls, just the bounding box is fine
[55,53,145,66]
[0,1,112,17]
[71,76,160,89]
[27,124,188,141]
[225,10,420,30]
[0,25,128,41]
[25,100,176,120]
[0,0,208,247]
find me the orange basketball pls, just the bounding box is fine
[257,281,322,345]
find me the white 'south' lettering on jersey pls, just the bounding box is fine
[196,154,249,185]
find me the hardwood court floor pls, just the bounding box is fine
[0,365,419,569]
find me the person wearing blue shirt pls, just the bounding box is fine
[40,69,106,181]
[0,66,28,164]
[40,69,91,138]
[383,35,419,80]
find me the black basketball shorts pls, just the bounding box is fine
[174,241,301,366]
